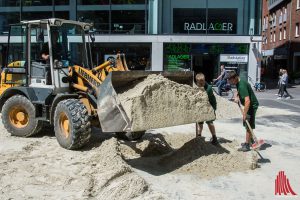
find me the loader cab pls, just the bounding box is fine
[3,19,92,94]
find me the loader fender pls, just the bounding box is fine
[49,94,79,125]
[0,87,53,112]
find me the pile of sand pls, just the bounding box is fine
[120,133,256,179]
[0,125,164,200]
[118,74,215,131]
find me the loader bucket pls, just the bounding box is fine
[97,71,215,133]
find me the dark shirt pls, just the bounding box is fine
[236,79,259,110]
[41,42,62,60]
[204,82,217,111]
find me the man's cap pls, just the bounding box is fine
[225,71,238,79]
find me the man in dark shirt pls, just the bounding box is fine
[41,30,62,61]
[213,65,228,96]
[195,73,218,145]
[226,71,259,152]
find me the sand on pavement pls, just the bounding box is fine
[0,96,299,199]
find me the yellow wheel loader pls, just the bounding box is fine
[0,19,198,150]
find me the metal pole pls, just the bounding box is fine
[52,0,55,18]
[109,0,112,34]
[145,0,148,34]
[256,41,259,82]
[205,0,208,35]
[19,0,22,21]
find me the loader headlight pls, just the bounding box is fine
[84,25,91,31]
[54,20,62,26]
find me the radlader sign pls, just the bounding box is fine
[173,8,237,34]
[184,22,233,32]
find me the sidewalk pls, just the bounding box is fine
[255,84,300,112]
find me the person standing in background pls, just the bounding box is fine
[276,69,283,96]
[278,69,292,99]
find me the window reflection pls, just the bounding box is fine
[77,11,109,33]
[22,12,52,21]
[55,12,69,20]
[0,0,148,35]
[0,1,21,6]
[77,0,109,5]
[0,13,20,34]
[111,10,145,34]
[22,0,52,6]
[92,43,151,70]
[111,0,146,4]
[21,0,69,6]
[55,0,69,5]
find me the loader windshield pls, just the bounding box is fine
[50,23,88,68]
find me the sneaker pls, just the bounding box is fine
[210,138,219,146]
[275,94,278,96]
[241,139,254,147]
[277,97,282,100]
[240,142,247,146]
[285,96,291,99]
[238,143,250,152]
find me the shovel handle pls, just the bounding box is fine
[237,102,258,142]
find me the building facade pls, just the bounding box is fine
[0,0,262,83]
[262,0,300,81]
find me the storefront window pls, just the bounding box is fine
[173,8,237,34]
[111,0,146,4]
[164,43,192,71]
[22,12,52,21]
[173,9,206,34]
[206,9,237,34]
[169,0,261,35]
[77,0,109,5]
[22,0,52,6]
[0,13,20,34]
[164,43,249,82]
[92,43,151,70]
[7,25,27,66]
[55,0,69,5]
[111,10,145,34]
[0,1,21,6]
[77,11,109,33]
[21,0,69,6]
[55,11,69,20]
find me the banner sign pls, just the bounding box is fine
[173,8,237,34]
[220,54,248,63]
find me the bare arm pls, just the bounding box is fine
[234,91,239,103]
[42,53,49,60]
[216,70,224,80]
[243,96,251,121]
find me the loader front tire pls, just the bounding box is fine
[54,99,91,150]
[2,95,43,137]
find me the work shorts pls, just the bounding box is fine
[243,108,257,130]
[198,120,214,125]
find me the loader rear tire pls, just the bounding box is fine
[116,131,145,141]
[2,95,43,137]
[54,99,91,150]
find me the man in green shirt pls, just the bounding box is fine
[226,71,259,152]
[195,73,218,145]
